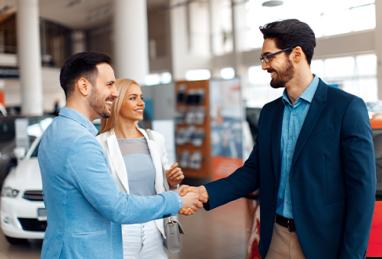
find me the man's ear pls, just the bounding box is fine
[76,77,90,96]
[292,46,304,63]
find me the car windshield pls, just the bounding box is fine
[373,129,382,199]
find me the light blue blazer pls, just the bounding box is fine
[38,108,181,259]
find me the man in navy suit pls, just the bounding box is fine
[181,19,376,259]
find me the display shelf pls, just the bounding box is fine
[175,80,210,179]
[175,79,244,180]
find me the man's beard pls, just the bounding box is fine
[89,88,113,119]
[269,60,294,89]
[99,110,111,119]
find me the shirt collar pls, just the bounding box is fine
[59,107,98,136]
[282,75,319,106]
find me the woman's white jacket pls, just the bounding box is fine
[97,128,171,238]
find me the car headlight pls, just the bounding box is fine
[1,187,20,198]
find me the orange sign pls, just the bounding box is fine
[371,117,382,129]
[0,90,4,105]
[211,156,243,180]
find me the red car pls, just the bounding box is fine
[367,118,382,258]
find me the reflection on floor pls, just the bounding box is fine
[0,199,248,259]
[171,198,248,259]
[0,236,40,259]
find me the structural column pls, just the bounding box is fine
[16,0,43,115]
[113,0,148,84]
[375,0,382,100]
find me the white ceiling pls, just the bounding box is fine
[39,0,169,29]
[0,0,169,30]
[39,0,113,29]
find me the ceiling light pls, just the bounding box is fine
[262,0,283,7]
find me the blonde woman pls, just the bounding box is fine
[97,79,184,259]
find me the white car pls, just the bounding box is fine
[0,135,46,244]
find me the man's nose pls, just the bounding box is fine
[111,84,118,98]
[261,61,270,70]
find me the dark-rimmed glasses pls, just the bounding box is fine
[260,47,292,64]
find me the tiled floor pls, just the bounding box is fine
[0,199,249,259]
[0,236,40,259]
[171,198,249,259]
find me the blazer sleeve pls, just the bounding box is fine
[66,137,181,224]
[340,97,376,259]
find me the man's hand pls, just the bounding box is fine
[179,191,203,215]
[166,162,184,188]
[179,185,209,203]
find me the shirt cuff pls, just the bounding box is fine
[173,191,183,209]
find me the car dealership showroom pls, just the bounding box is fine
[0,0,381,258]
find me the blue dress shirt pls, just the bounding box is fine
[276,75,319,218]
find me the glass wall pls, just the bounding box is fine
[211,0,233,55]
[40,19,72,67]
[245,53,377,107]
[312,53,377,102]
[0,14,16,54]
[0,14,72,67]
[237,0,375,51]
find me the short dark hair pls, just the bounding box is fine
[260,19,316,65]
[60,52,112,97]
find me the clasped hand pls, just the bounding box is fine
[177,185,209,216]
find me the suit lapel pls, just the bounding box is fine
[271,98,285,183]
[291,81,327,167]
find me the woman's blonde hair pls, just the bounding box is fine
[100,78,140,133]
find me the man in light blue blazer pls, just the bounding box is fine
[38,52,201,259]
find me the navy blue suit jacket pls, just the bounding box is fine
[205,79,376,259]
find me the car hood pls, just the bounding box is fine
[5,158,42,190]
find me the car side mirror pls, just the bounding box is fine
[13,147,26,160]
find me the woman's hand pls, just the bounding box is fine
[166,162,184,189]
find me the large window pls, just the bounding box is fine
[245,65,283,107]
[0,14,16,54]
[211,0,233,55]
[312,54,377,102]
[0,15,72,66]
[244,53,377,107]
[40,19,72,67]
[237,0,375,51]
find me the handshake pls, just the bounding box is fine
[177,185,209,216]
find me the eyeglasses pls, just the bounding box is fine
[260,47,292,64]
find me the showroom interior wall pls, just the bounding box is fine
[1,0,382,113]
